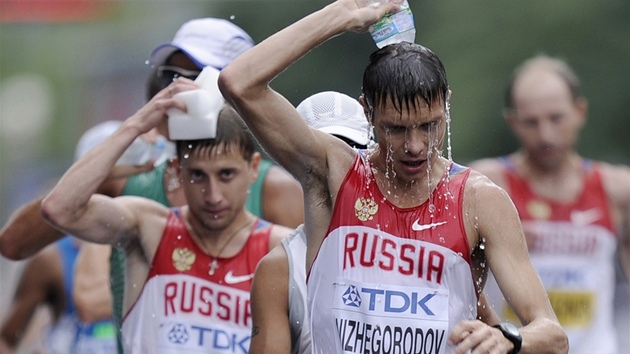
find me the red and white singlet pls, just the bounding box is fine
[485,159,618,354]
[308,153,477,354]
[122,208,271,354]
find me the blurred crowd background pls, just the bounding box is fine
[0,0,628,343]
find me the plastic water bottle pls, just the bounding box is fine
[365,0,416,48]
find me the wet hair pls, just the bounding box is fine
[505,54,582,109]
[175,105,256,163]
[361,42,449,115]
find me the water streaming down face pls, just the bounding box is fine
[445,96,453,163]
[359,43,491,315]
[426,121,438,214]
[382,128,396,197]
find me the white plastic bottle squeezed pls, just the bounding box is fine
[363,0,416,48]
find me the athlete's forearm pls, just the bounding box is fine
[0,196,64,260]
[519,317,569,354]
[219,0,401,110]
[41,123,141,228]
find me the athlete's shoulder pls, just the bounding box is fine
[468,155,514,191]
[268,224,295,251]
[595,160,630,206]
[469,156,506,178]
[257,242,288,275]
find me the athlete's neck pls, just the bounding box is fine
[185,209,255,258]
[515,151,584,202]
[371,155,449,208]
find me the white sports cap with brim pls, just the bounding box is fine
[75,120,173,166]
[149,18,254,70]
[296,91,371,146]
[75,121,121,161]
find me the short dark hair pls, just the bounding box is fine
[361,42,449,115]
[505,54,582,109]
[175,105,256,163]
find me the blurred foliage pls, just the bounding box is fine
[205,0,630,164]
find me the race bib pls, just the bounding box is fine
[332,278,449,354]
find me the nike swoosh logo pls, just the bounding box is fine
[224,270,254,285]
[570,208,602,226]
[412,220,447,231]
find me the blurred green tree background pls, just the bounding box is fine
[1,0,628,224]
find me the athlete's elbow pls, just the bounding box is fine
[0,234,21,260]
[218,67,240,104]
[40,193,72,231]
[218,65,259,108]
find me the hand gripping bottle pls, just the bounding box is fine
[364,0,416,48]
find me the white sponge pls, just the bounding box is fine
[167,67,225,140]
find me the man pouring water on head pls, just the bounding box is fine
[219,1,568,353]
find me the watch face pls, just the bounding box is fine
[503,323,520,337]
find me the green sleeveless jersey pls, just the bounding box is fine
[244,159,273,217]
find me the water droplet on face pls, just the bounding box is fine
[479,243,485,250]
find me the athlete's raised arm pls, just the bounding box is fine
[218,0,398,183]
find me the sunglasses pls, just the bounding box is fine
[156,65,201,88]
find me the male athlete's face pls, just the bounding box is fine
[507,69,586,171]
[370,97,446,186]
[179,147,259,232]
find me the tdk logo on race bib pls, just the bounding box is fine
[161,322,250,353]
[342,285,438,316]
[168,324,189,344]
[342,285,362,307]
[333,280,450,353]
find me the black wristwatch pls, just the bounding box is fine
[493,322,522,354]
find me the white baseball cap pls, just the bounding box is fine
[75,120,174,166]
[149,18,254,70]
[74,121,121,161]
[296,91,371,146]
